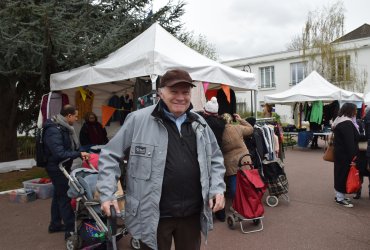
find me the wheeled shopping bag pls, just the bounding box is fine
[227,154,266,234]
[262,159,289,207]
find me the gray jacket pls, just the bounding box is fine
[96,104,226,250]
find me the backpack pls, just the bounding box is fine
[35,128,48,168]
[35,125,60,168]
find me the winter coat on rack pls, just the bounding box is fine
[217,88,236,116]
[39,92,69,126]
[106,95,121,126]
[75,89,94,120]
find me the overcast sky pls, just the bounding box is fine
[153,0,370,61]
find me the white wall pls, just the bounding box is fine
[224,37,370,124]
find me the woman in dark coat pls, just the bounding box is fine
[332,103,359,207]
[355,109,370,199]
[198,97,227,222]
[79,112,108,151]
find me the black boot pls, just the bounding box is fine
[353,189,361,199]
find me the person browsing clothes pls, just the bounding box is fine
[96,69,226,250]
[221,113,254,199]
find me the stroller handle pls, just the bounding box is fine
[58,158,84,195]
[238,153,254,169]
[58,158,72,179]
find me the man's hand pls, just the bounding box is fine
[209,193,225,212]
[80,152,90,161]
[101,200,120,217]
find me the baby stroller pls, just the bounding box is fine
[227,154,266,234]
[262,159,289,207]
[59,158,128,250]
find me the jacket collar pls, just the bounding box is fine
[151,100,198,122]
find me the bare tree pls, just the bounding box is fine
[287,0,367,92]
[179,31,219,61]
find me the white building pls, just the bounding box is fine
[223,24,370,124]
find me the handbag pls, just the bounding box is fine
[346,157,361,194]
[323,133,334,162]
[358,141,367,151]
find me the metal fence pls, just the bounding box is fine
[18,143,36,160]
[236,102,248,115]
[0,139,35,162]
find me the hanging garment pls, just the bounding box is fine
[190,82,207,112]
[120,94,133,124]
[133,77,157,110]
[292,103,300,127]
[105,95,121,126]
[38,92,69,127]
[309,101,323,124]
[75,88,94,120]
[217,88,236,116]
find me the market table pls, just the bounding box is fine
[283,131,331,150]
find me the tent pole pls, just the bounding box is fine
[150,74,158,105]
[250,91,254,117]
[254,90,258,119]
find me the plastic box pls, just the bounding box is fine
[23,178,54,199]
[9,189,37,203]
[297,131,313,148]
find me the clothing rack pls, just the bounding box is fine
[256,117,275,124]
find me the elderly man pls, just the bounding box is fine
[97,69,226,250]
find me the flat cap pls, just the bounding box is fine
[160,69,196,88]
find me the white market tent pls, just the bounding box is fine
[364,92,370,104]
[264,71,363,104]
[49,22,256,136]
[50,22,257,92]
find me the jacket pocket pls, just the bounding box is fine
[126,194,140,217]
[129,143,154,180]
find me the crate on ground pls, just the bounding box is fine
[9,189,37,203]
[23,178,54,199]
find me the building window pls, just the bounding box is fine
[260,66,275,89]
[290,62,306,85]
[331,55,351,82]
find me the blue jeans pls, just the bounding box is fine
[47,170,75,232]
[228,175,237,199]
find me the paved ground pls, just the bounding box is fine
[1,140,370,250]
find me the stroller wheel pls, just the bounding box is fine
[131,237,141,249]
[266,195,279,207]
[227,215,235,229]
[65,235,81,250]
[253,219,261,225]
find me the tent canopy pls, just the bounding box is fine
[264,71,363,104]
[364,92,370,104]
[50,22,256,92]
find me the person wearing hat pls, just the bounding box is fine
[198,97,227,222]
[97,69,226,250]
[221,113,254,199]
